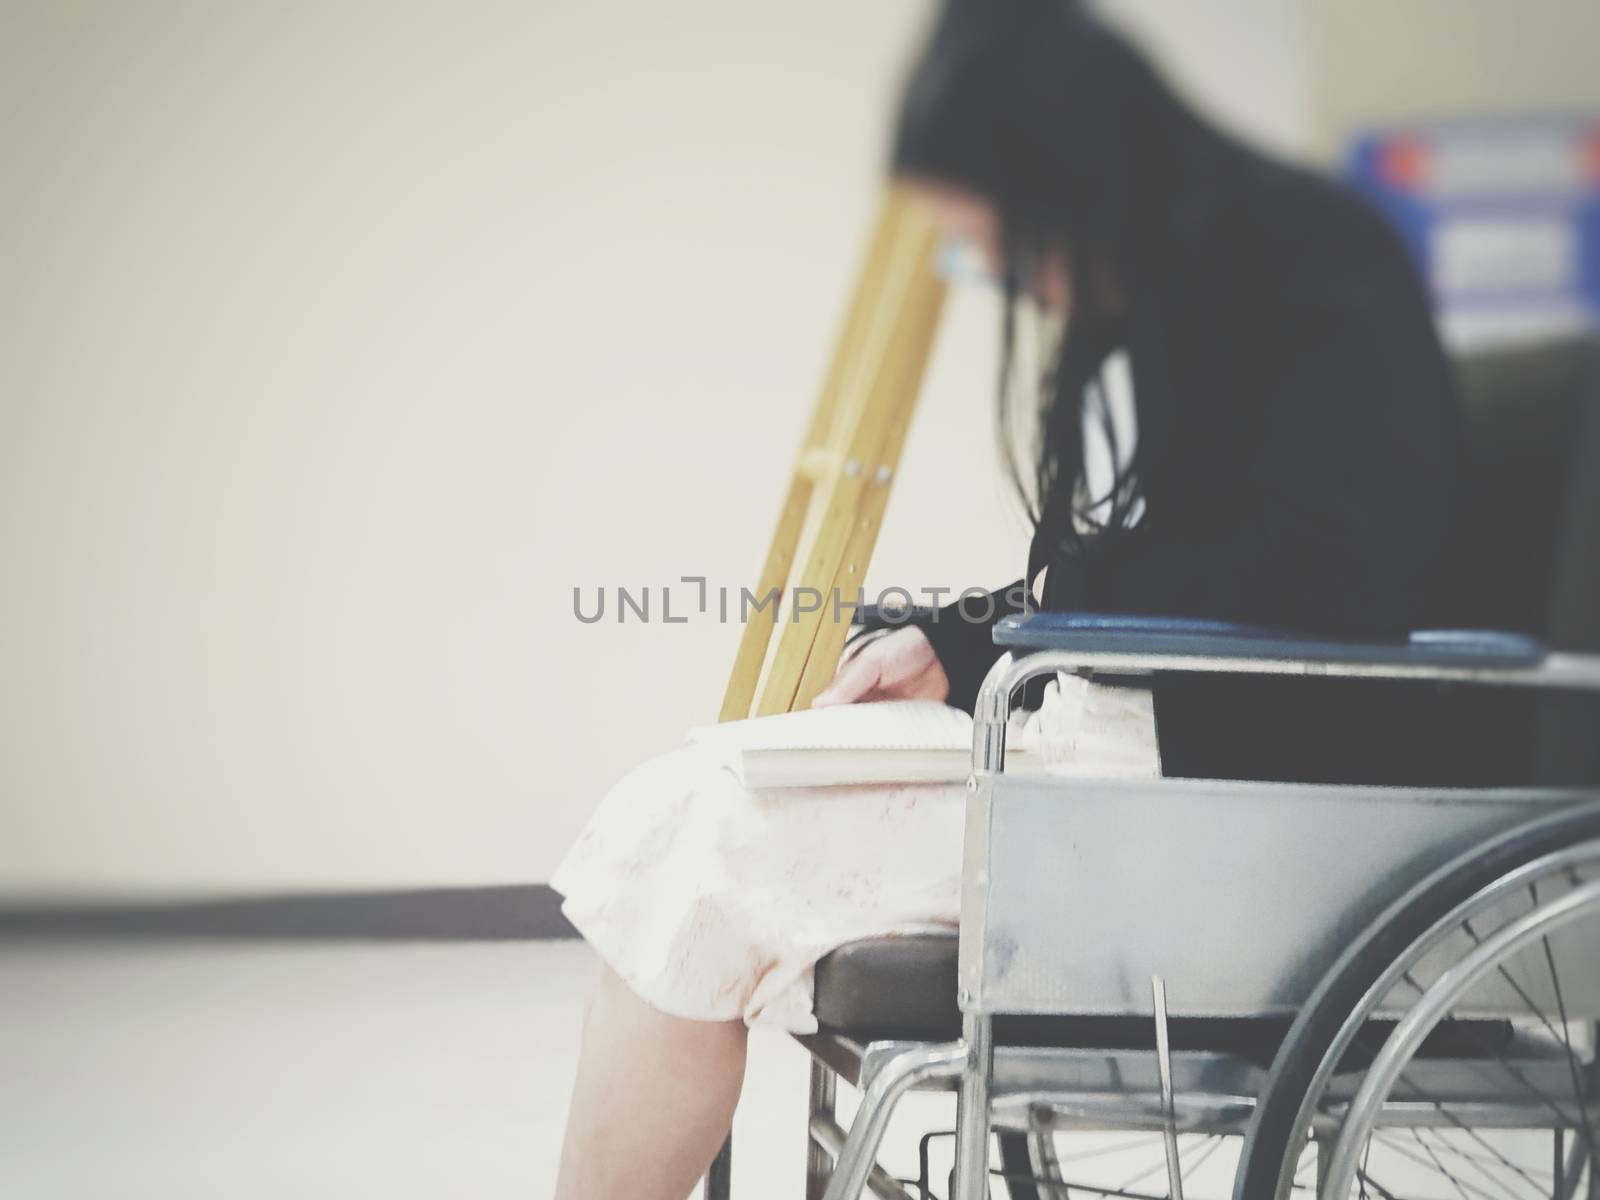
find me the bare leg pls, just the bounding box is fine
[555,962,749,1200]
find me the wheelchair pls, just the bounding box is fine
[707,335,1600,1200]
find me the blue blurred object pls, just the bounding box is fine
[936,233,1042,295]
[1348,115,1600,348]
[937,234,993,286]
[991,611,1548,668]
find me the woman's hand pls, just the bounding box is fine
[810,626,950,707]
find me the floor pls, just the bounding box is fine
[8,939,1571,1199]
[0,939,959,1199]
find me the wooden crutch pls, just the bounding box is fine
[719,187,949,723]
[702,180,948,1200]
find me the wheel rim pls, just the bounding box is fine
[1268,842,1600,1200]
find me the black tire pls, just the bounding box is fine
[1233,800,1600,1200]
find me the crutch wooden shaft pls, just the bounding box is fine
[719,195,914,723]
[792,268,945,709]
[756,196,945,716]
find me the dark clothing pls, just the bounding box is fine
[889,2,1462,784]
[914,149,1463,785]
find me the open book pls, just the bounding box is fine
[684,699,1039,789]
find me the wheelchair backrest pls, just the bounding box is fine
[1447,336,1600,784]
[1447,335,1600,644]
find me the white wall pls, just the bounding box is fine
[1309,0,1600,158]
[1101,0,1315,161]
[1,0,1317,895]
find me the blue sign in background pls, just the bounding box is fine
[1348,116,1600,344]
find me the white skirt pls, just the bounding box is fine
[550,674,1161,1034]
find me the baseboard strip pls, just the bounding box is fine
[0,884,578,942]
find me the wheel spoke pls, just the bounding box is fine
[1177,1133,1226,1182]
[1391,1067,1554,1197]
[1111,1134,1211,1193]
[1001,1174,1168,1200]
[1291,1160,1317,1193]
[1250,842,1600,1200]
[1533,888,1599,1168]
[1407,1129,1554,1180]
[1438,913,1585,1054]
[1411,1127,1490,1200]
[1389,1008,1594,1135]
[1009,1133,1237,1200]
[1356,1166,1406,1200]
[1053,1134,1178,1166]
[1367,1130,1534,1200]
[1556,1136,1591,1200]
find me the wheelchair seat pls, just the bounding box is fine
[815,932,1292,1064]
[813,933,1515,1068]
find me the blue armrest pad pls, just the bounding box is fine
[991,612,1548,668]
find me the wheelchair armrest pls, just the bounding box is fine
[991,613,1548,668]
[970,614,1600,769]
[974,614,1600,734]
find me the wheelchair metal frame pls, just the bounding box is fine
[710,641,1600,1200]
[950,645,1600,1199]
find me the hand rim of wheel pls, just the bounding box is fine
[1264,836,1600,1200]
[1321,877,1600,1199]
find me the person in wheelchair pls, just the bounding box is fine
[553,2,1461,1196]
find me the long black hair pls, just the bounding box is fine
[891,0,1229,553]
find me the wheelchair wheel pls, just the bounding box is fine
[1236,803,1600,1200]
[998,1127,1248,1199]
